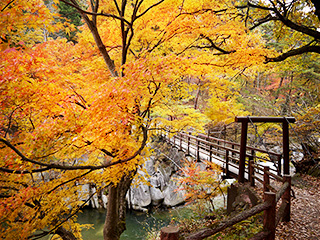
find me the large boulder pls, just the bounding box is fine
[163,176,186,207]
[129,184,151,210]
[150,186,164,206]
[150,171,166,190]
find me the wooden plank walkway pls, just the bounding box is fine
[162,131,293,183]
[159,116,296,240]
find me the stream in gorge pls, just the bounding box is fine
[76,193,228,240]
[76,206,193,240]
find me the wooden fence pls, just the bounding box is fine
[160,168,292,240]
[160,130,292,240]
[164,131,284,179]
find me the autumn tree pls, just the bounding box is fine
[0,0,268,240]
[234,0,320,62]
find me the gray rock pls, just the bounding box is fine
[130,184,151,208]
[163,176,185,207]
[150,186,164,205]
[102,194,108,209]
[158,165,172,184]
[145,157,155,175]
[150,171,166,190]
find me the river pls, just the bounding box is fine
[76,206,194,240]
[77,193,228,240]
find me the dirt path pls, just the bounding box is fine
[275,175,320,240]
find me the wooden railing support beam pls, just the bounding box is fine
[283,120,290,175]
[264,192,276,240]
[249,160,255,187]
[282,175,291,222]
[264,166,270,193]
[225,150,229,178]
[238,118,248,183]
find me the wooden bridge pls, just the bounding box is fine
[159,116,296,240]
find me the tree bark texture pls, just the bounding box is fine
[103,174,133,240]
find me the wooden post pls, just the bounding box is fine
[160,225,179,240]
[187,132,191,155]
[249,160,255,187]
[235,116,295,181]
[264,192,276,240]
[197,139,200,161]
[238,118,248,183]
[277,155,282,176]
[231,143,235,160]
[225,150,229,178]
[282,175,291,222]
[264,166,270,193]
[209,144,212,162]
[283,119,290,175]
[179,133,182,150]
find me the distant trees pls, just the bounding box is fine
[238,0,320,62]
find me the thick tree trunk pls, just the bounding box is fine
[103,174,133,240]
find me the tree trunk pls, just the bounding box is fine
[103,174,133,240]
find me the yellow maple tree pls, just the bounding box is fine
[0,1,269,239]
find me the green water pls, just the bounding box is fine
[77,206,194,240]
[76,194,227,240]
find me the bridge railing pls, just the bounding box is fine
[163,131,283,182]
[159,156,292,240]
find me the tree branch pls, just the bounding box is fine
[1,0,15,12]
[0,126,148,171]
[136,0,165,19]
[0,166,51,174]
[245,0,320,40]
[59,0,131,25]
[265,45,320,63]
[311,0,320,21]
[199,35,235,54]
[249,14,279,30]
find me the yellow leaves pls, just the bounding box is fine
[0,0,278,238]
[0,0,60,48]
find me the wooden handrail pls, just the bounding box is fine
[184,201,271,240]
[160,129,292,240]
[160,175,292,240]
[164,131,282,178]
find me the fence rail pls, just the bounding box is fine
[163,131,284,180]
[160,164,292,240]
[160,129,292,240]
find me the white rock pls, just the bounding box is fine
[150,186,164,205]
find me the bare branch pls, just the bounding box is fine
[265,45,320,63]
[136,0,164,19]
[0,126,148,171]
[249,14,279,30]
[47,170,93,194]
[59,0,131,26]
[199,34,235,54]
[1,0,15,12]
[0,167,51,174]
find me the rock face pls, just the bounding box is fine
[127,147,187,210]
[82,143,187,210]
[162,175,186,207]
[227,183,261,215]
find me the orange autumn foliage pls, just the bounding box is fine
[0,0,269,239]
